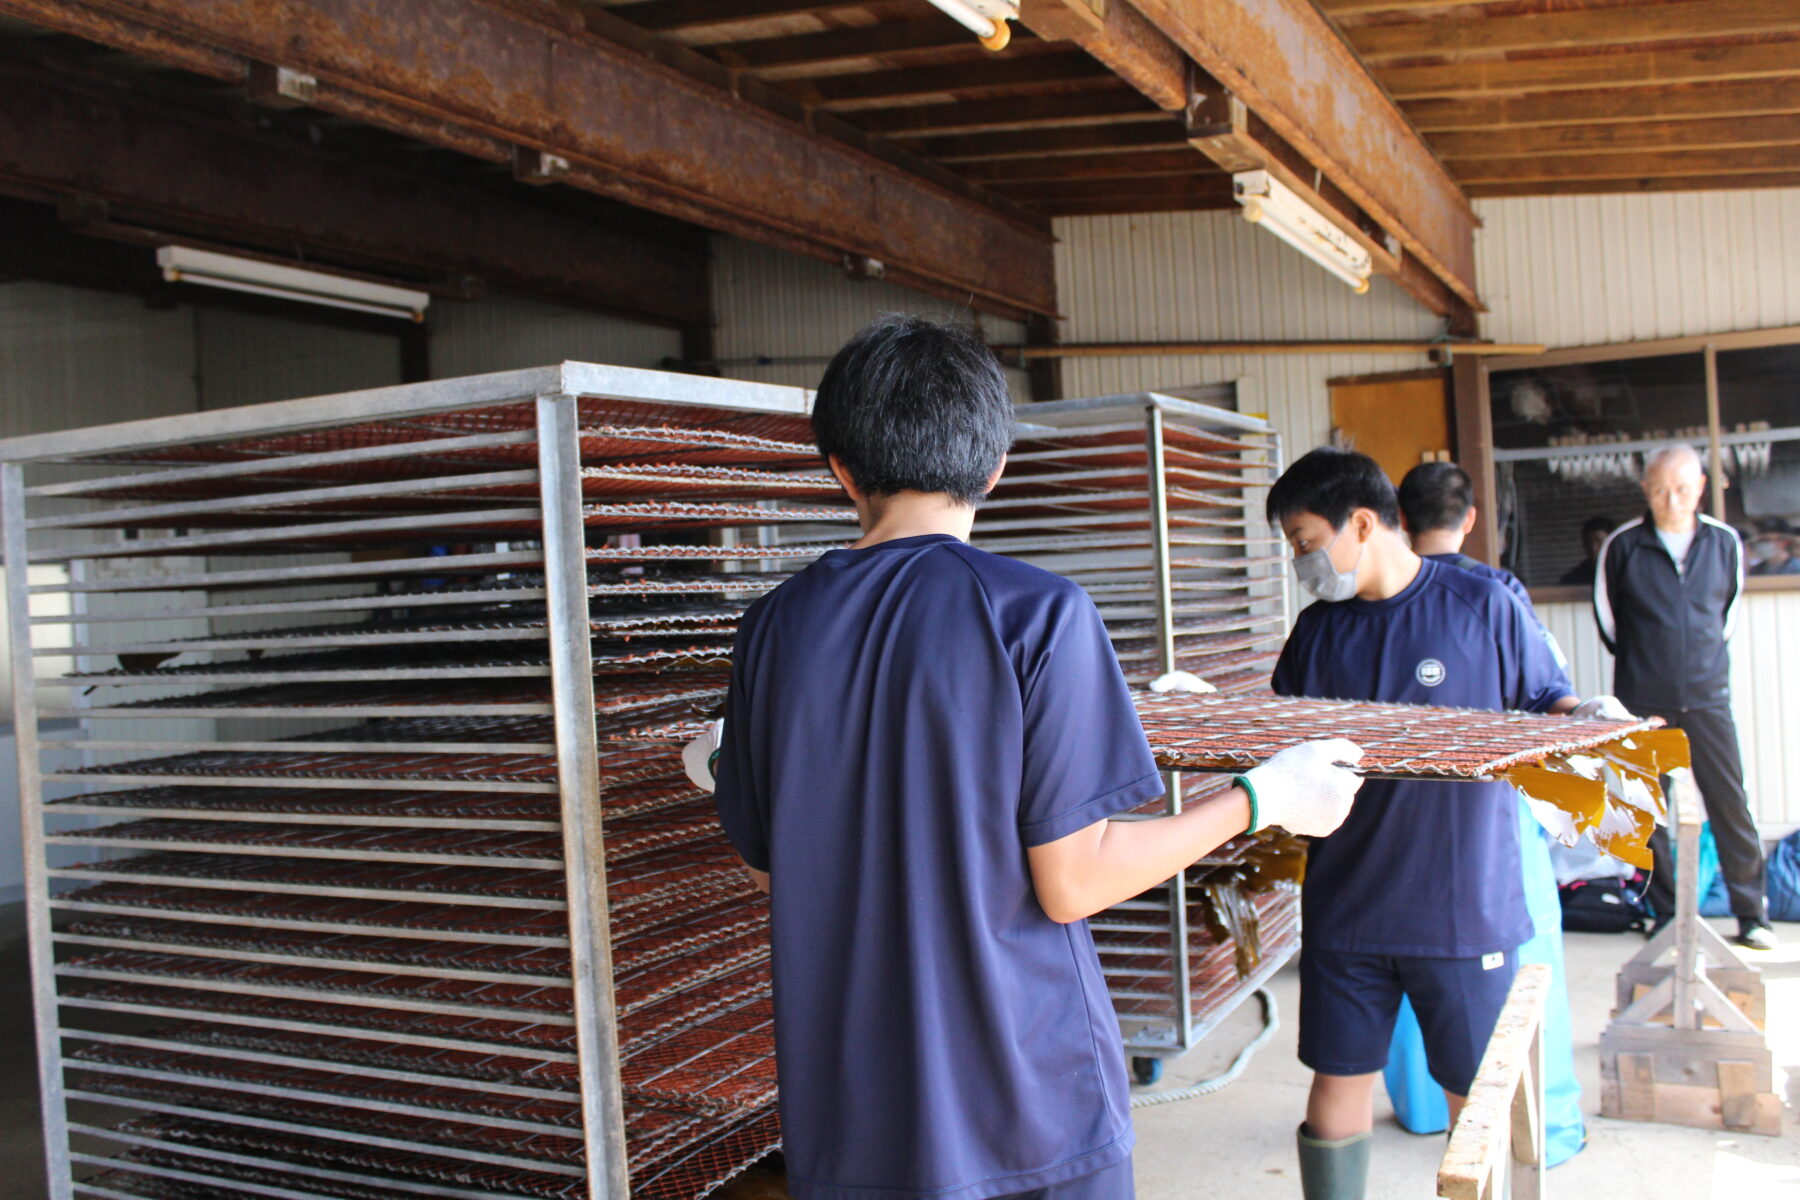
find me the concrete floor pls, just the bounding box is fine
[0,905,1793,1199]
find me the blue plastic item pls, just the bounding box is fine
[1767,830,1800,922]
[1384,801,1586,1165]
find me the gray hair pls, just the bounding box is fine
[1643,443,1704,479]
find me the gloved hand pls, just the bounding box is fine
[1238,738,1365,837]
[1572,695,1635,721]
[681,719,724,793]
[1149,670,1216,694]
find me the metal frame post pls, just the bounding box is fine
[2,462,74,1200]
[1143,405,1192,1043]
[535,395,630,1200]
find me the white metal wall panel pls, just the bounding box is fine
[1474,189,1800,349]
[1051,212,1443,454]
[430,291,681,378]
[194,307,403,408]
[711,235,1031,397]
[1538,596,1799,832]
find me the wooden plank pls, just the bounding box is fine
[623,0,862,33]
[1383,39,1800,100]
[1448,145,1800,185]
[993,175,1235,204]
[1717,1060,1759,1130]
[1616,1051,1657,1119]
[1405,77,1800,133]
[1439,965,1550,1200]
[802,50,1113,107]
[1466,170,1800,197]
[903,119,1188,162]
[709,17,978,71]
[0,0,1058,319]
[1351,0,1800,63]
[1431,113,1800,159]
[853,89,1163,136]
[961,148,1203,183]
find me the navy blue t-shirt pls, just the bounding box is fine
[713,533,1162,1200]
[1271,557,1572,957]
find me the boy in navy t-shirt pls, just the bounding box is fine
[1267,448,1620,1199]
[701,317,1366,1200]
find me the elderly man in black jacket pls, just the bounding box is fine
[1594,444,1776,950]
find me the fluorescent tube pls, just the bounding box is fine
[157,246,431,321]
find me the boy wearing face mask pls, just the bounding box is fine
[1265,448,1620,1200]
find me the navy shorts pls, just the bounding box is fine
[1298,946,1517,1096]
[994,1157,1133,1200]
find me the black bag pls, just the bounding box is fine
[1558,877,1645,934]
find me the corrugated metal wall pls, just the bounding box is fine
[1475,190,1800,348]
[431,291,681,378]
[1052,211,1443,451]
[711,235,1031,397]
[194,308,403,408]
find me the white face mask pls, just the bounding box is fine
[1291,523,1363,602]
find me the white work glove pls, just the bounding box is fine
[1238,738,1365,837]
[1149,670,1216,694]
[681,719,725,792]
[1572,695,1634,721]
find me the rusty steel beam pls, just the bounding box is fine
[0,62,712,327]
[1017,0,1477,318]
[1115,0,1481,310]
[0,0,1057,320]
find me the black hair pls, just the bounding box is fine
[1266,446,1402,530]
[1396,461,1474,534]
[810,314,1013,505]
[1582,515,1617,540]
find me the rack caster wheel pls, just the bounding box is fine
[1131,1056,1163,1086]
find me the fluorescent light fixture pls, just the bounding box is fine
[927,0,1018,49]
[157,246,430,321]
[1232,170,1373,294]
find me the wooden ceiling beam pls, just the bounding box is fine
[1465,171,1800,198]
[620,1,865,34]
[708,17,980,72]
[1383,38,1800,99]
[1351,0,1800,62]
[800,51,1112,108]
[1433,113,1800,159]
[994,174,1236,203]
[1448,145,1800,184]
[900,119,1188,163]
[1319,0,1501,13]
[1405,76,1800,131]
[851,88,1163,136]
[959,148,1204,183]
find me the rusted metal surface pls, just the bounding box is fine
[0,0,1057,319]
[0,63,711,327]
[1121,0,1481,309]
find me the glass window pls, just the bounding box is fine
[1717,344,1800,576]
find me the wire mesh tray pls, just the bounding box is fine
[55,852,571,902]
[1134,693,1659,777]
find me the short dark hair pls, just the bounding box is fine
[1397,462,1474,534]
[1582,515,1617,540]
[811,314,1013,505]
[1266,446,1401,530]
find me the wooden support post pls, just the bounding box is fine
[1597,770,1782,1136]
[1438,963,1550,1200]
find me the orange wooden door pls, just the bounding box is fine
[1329,372,1452,484]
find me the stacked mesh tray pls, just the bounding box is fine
[1,365,851,1200]
[997,392,1298,1072]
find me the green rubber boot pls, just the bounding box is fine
[1295,1123,1371,1200]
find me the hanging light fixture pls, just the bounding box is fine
[1232,170,1374,294]
[927,0,1019,51]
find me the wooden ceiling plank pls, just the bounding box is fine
[1405,76,1800,131]
[959,147,1206,183]
[801,50,1113,107]
[708,16,976,71]
[620,1,867,34]
[899,118,1188,162]
[852,88,1163,135]
[1465,170,1800,197]
[1432,112,1800,158]
[1383,39,1800,99]
[1352,0,1800,62]
[1449,144,1800,183]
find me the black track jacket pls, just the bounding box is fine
[1594,513,1744,712]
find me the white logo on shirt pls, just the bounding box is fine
[1416,658,1447,687]
[1482,952,1504,971]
